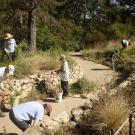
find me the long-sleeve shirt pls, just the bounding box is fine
[13,101,44,121]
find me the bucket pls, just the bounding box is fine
[11,96,20,107]
[55,92,63,102]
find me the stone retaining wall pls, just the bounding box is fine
[3,64,83,98]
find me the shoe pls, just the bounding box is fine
[0,112,5,117]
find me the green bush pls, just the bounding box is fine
[69,78,96,94]
[37,27,61,50]
[83,32,107,49]
[108,23,129,39]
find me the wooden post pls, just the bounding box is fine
[129,114,133,135]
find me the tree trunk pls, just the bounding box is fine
[28,7,37,52]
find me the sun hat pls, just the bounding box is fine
[60,54,65,60]
[7,65,15,75]
[43,103,52,116]
[4,33,13,40]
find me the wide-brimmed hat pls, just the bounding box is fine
[4,33,13,40]
[7,65,15,75]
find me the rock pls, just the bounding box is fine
[83,109,91,116]
[53,112,70,124]
[74,116,82,122]
[84,102,93,109]
[119,81,129,89]
[42,116,59,130]
[71,107,83,117]
[108,89,118,96]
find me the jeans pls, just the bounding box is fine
[61,81,68,96]
[9,109,29,131]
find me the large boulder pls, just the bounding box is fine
[71,107,83,122]
[53,112,70,124]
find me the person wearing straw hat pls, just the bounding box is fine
[56,54,69,99]
[9,101,52,131]
[4,33,18,64]
[0,64,15,117]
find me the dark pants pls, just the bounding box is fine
[61,81,68,97]
[9,109,29,131]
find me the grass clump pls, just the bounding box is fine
[69,78,96,94]
[80,94,130,135]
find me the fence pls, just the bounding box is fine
[114,114,134,135]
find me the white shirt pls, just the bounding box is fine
[60,61,69,81]
[4,38,17,53]
[0,67,6,84]
[122,40,129,47]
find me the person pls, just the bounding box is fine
[9,101,52,132]
[56,54,69,99]
[121,39,131,49]
[0,65,15,117]
[107,49,120,71]
[4,33,18,64]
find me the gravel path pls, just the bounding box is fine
[0,56,118,134]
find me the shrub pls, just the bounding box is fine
[83,32,107,49]
[81,94,130,135]
[82,49,104,62]
[69,78,96,94]
[109,23,128,39]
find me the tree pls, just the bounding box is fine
[58,0,99,26]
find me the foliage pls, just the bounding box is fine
[82,49,104,62]
[69,78,96,94]
[83,32,107,48]
[109,23,129,39]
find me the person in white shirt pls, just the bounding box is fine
[121,39,131,49]
[0,65,15,117]
[4,33,18,64]
[56,54,69,98]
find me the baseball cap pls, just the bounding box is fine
[43,103,52,116]
[8,65,15,75]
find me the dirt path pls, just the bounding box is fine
[72,56,118,86]
[0,56,118,134]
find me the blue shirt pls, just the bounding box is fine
[13,101,44,121]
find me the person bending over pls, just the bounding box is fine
[9,101,52,131]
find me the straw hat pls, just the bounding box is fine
[4,33,13,40]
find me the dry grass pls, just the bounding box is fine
[82,94,130,135]
[15,51,59,78]
[97,96,129,130]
